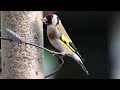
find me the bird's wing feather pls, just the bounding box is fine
[55,26,85,62]
[60,34,84,62]
[69,41,85,62]
[60,34,75,52]
[56,21,84,62]
[56,21,72,42]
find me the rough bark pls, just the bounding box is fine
[0,11,1,78]
[1,11,44,79]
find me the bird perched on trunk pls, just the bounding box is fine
[42,14,89,75]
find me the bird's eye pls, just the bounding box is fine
[46,15,53,20]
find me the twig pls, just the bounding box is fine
[22,41,61,55]
[0,37,64,78]
[0,37,13,41]
[21,41,64,78]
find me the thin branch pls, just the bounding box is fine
[0,37,13,41]
[0,37,61,55]
[0,37,64,78]
[19,41,64,78]
[22,41,62,55]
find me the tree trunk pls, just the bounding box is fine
[0,50,1,79]
[1,11,44,79]
[0,11,1,78]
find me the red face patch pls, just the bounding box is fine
[47,14,53,17]
[46,14,53,25]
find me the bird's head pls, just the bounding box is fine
[42,14,60,26]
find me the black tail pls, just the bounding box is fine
[78,61,89,75]
[76,52,85,62]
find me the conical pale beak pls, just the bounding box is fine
[41,17,46,22]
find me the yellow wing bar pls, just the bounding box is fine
[61,35,75,52]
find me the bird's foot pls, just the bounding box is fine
[58,55,65,64]
[59,58,64,64]
[59,55,66,58]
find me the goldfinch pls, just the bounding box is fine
[42,14,89,75]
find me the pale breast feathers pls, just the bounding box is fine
[47,28,57,40]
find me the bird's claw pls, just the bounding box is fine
[52,53,56,56]
[50,51,58,56]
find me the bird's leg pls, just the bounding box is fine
[50,51,66,64]
[58,55,66,64]
[50,51,63,56]
[60,55,66,58]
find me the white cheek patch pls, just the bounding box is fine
[52,17,58,26]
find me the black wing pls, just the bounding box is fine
[69,42,85,62]
[59,34,85,62]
